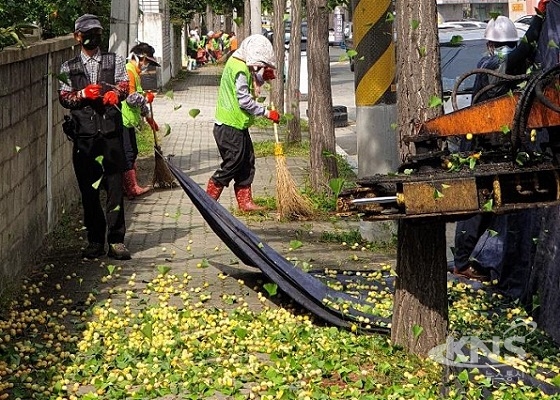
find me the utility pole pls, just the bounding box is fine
[109,0,139,57]
[250,0,262,35]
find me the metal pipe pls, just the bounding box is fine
[351,196,398,204]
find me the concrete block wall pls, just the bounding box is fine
[139,0,173,89]
[0,36,80,298]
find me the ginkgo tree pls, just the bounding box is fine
[391,0,448,356]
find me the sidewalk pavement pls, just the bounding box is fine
[121,64,395,314]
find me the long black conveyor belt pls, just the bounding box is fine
[166,161,391,334]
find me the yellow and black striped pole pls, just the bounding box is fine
[353,0,395,105]
[352,0,399,177]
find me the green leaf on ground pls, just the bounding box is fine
[263,283,278,297]
[157,265,171,276]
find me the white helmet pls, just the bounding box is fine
[484,16,518,43]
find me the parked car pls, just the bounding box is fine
[349,27,488,110]
[514,15,532,32]
[265,20,308,51]
[285,20,308,51]
[440,20,487,29]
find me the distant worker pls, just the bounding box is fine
[229,32,238,52]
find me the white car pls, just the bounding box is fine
[514,15,532,32]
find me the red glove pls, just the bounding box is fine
[81,84,101,99]
[102,91,119,106]
[145,91,155,104]
[146,116,159,131]
[262,67,276,81]
[267,109,280,124]
[537,0,550,14]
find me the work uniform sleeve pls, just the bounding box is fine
[114,54,130,101]
[235,72,266,116]
[58,61,83,110]
[506,15,544,75]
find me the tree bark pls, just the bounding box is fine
[391,0,448,356]
[271,0,286,112]
[206,5,214,33]
[307,0,338,191]
[286,0,302,142]
[391,220,448,355]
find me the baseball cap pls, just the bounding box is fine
[75,14,103,32]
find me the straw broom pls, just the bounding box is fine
[105,82,176,188]
[149,103,177,188]
[272,106,314,220]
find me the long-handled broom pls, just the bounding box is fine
[272,105,314,220]
[149,103,177,188]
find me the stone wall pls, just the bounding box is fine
[0,36,80,298]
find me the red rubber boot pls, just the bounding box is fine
[123,169,151,199]
[234,185,265,212]
[206,178,224,200]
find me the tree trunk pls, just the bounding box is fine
[391,220,448,355]
[307,0,338,191]
[206,5,214,33]
[286,0,302,142]
[224,13,232,34]
[271,0,286,113]
[391,0,448,356]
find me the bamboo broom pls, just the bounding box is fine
[272,105,314,220]
[149,103,177,188]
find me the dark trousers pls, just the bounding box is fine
[211,124,255,187]
[73,133,126,245]
[122,126,138,171]
[454,213,494,271]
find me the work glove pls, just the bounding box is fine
[146,116,159,131]
[262,67,276,81]
[103,91,120,106]
[80,84,102,99]
[266,109,280,124]
[126,92,146,107]
[537,0,550,14]
[145,91,155,104]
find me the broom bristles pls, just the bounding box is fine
[275,154,314,220]
[152,146,177,188]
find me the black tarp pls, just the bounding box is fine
[165,161,391,333]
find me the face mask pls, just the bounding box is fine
[495,46,513,59]
[81,33,102,50]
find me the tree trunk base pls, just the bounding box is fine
[391,219,448,356]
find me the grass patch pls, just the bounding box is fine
[253,139,310,158]
[136,123,156,157]
[321,228,397,254]
[252,115,309,131]
[254,142,358,217]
